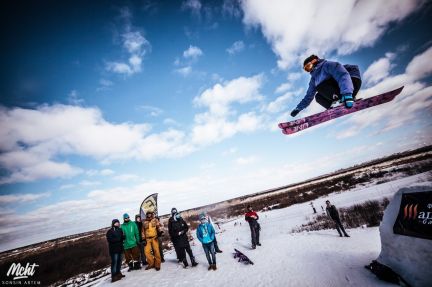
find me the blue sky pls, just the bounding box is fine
[0,0,431,251]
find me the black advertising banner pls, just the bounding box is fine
[393,190,432,240]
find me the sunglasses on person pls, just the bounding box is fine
[303,58,318,72]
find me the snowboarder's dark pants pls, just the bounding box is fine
[137,241,147,264]
[249,224,260,247]
[315,77,362,109]
[202,242,216,265]
[177,242,195,263]
[158,237,164,260]
[110,252,122,277]
[333,218,348,236]
[213,236,221,252]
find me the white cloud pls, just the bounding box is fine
[241,0,425,69]
[0,104,193,184]
[79,180,101,187]
[106,9,151,76]
[363,52,396,86]
[136,105,163,117]
[227,40,245,55]
[266,91,300,114]
[86,169,115,177]
[67,90,84,106]
[191,75,264,145]
[274,83,291,94]
[335,46,432,138]
[113,174,140,182]
[183,45,203,59]
[182,0,202,14]
[163,118,180,126]
[175,66,193,77]
[235,156,257,165]
[0,192,50,204]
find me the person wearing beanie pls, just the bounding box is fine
[290,54,362,117]
[245,205,261,249]
[106,219,125,282]
[121,213,141,271]
[142,211,163,271]
[168,207,198,268]
[196,213,217,271]
[134,214,148,266]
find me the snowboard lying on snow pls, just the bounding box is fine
[278,86,404,135]
[233,249,254,265]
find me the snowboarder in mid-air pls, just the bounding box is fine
[325,200,350,237]
[245,205,261,249]
[290,55,362,117]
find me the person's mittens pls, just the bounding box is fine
[341,93,354,108]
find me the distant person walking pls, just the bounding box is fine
[245,205,261,249]
[325,200,350,237]
[168,207,198,268]
[121,213,141,271]
[106,219,125,282]
[196,213,217,271]
[142,211,163,271]
[134,214,147,266]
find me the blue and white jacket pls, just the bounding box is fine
[296,59,361,111]
[196,222,215,244]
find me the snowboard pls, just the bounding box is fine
[233,248,254,265]
[278,86,404,135]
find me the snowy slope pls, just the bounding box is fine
[89,173,430,287]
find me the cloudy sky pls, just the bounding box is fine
[0,0,431,251]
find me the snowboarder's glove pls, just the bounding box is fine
[341,93,354,108]
[290,109,300,117]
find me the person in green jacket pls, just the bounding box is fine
[121,213,141,271]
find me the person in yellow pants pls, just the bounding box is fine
[142,211,163,270]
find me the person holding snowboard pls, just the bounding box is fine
[196,213,217,271]
[204,212,223,253]
[106,219,125,282]
[245,205,261,249]
[168,207,198,268]
[290,55,362,117]
[142,211,163,271]
[134,214,148,266]
[325,200,350,237]
[121,213,141,271]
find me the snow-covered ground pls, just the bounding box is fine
[89,172,430,287]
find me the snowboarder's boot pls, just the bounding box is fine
[133,261,141,270]
[127,262,133,272]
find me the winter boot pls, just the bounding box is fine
[127,262,133,272]
[252,245,256,250]
[344,234,350,237]
[191,258,198,267]
[145,265,154,270]
[257,243,261,246]
[133,261,141,270]
[208,265,213,271]
[215,248,223,253]
[212,264,217,271]
[119,272,125,277]
[182,258,189,268]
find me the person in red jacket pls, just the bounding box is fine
[245,205,261,249]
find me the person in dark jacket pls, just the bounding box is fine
[168,207,198,268]
[134,215,147,266]
[291,55,362,117]
[325,200,350,237]
[155,216,165,263]
[245,205,261,249]
[106,219,125,282]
